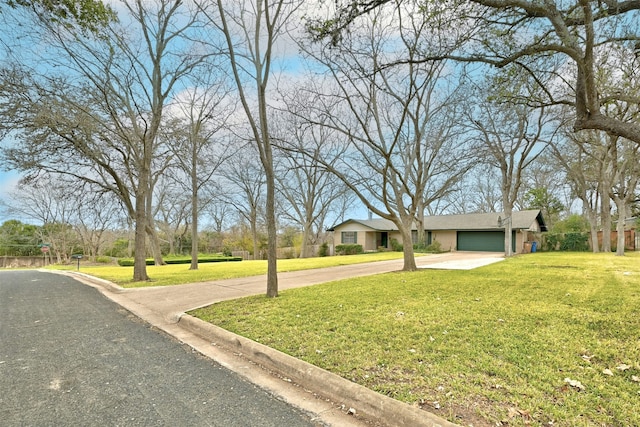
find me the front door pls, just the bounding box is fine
[380,232,388,249]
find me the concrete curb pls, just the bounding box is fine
[46,269,125,294]
[178,314,459,427]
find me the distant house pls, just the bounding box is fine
[328,210,547,254]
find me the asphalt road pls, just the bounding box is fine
[0,270,322,427]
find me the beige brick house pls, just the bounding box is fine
[329,210,547,254]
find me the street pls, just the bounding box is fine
[0,270,321,427]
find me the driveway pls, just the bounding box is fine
[416,251,504,270]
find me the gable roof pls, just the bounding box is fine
[329,210,547,232]
[425,210,547,231]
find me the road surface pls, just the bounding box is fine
[0,270,322,427]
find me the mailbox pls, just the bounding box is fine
[71,254,83,271]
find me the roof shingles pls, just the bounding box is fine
[330,210,546,232]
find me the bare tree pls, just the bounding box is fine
[8,176,80,263]
[0,0,210,280]
[200,181,234,234]
[596,44,640,255]
[610,137,640,255]
[204,0,302,296]
[558,131,640,255]
[298,3,472,270]
[273,112,355,257]
[550,130,604,251]
[71,188,126,259]
[164,69,236,269]
[154,180,192,256]
[446,167,509,215]
[466,80,555,256]
[313,1,640,144]
[551,44,640,253]
[8,174,128,260]
[221,144,267,261]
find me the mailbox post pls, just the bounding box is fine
[71,254,83,271]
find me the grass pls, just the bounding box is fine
[49,251,406,288]
[190,252,640,426]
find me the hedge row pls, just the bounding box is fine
[117,256,243,267]
[335,244,363,255]
[543,232,590,251]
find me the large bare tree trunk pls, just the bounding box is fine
[133,187,150,281]
[503,207,513,257]
[615,211,626,256]
[399,226,417,271]
[190,189,199,270]
[264,164,278,297]
[145,222,165,266]
[300,221,312,258]
[585,206,600,253]
[214,0,300,297]
[613,194,627,256]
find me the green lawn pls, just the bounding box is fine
[190,252,640,426]
[52,251,406,288]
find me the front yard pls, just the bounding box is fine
[49,251,405,288]
[190,252,640,426]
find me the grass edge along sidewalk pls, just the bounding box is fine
[190,252,640,427]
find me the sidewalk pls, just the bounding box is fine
[60,253,502,427]
[98,252,503,321]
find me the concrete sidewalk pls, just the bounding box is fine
[101,252,504,321]
[59,252,502,427]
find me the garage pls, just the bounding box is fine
[457,231,515,252]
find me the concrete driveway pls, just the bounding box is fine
[416,251,504,270]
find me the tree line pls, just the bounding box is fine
[1,0,639,295]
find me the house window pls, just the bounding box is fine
[341,231,357,244]
[411,230,429,246]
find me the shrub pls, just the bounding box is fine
[414,240,443,253]
[424,241,443,253]
[103,238,131,258]
[335,244,363,255]
[117,256,242,266]
[560,232,589,251]
[552,214,590,233]
[318,242,329,257]
[543,232,590,252]
[390,238,403,252]
[95,256,113,264]
[543,233,561,251]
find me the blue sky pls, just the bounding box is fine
[0,170,19,194]
[0,2,430,227]
[0,170,19,223]
[0,169,19,191]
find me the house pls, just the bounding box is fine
[328,210,547,254]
